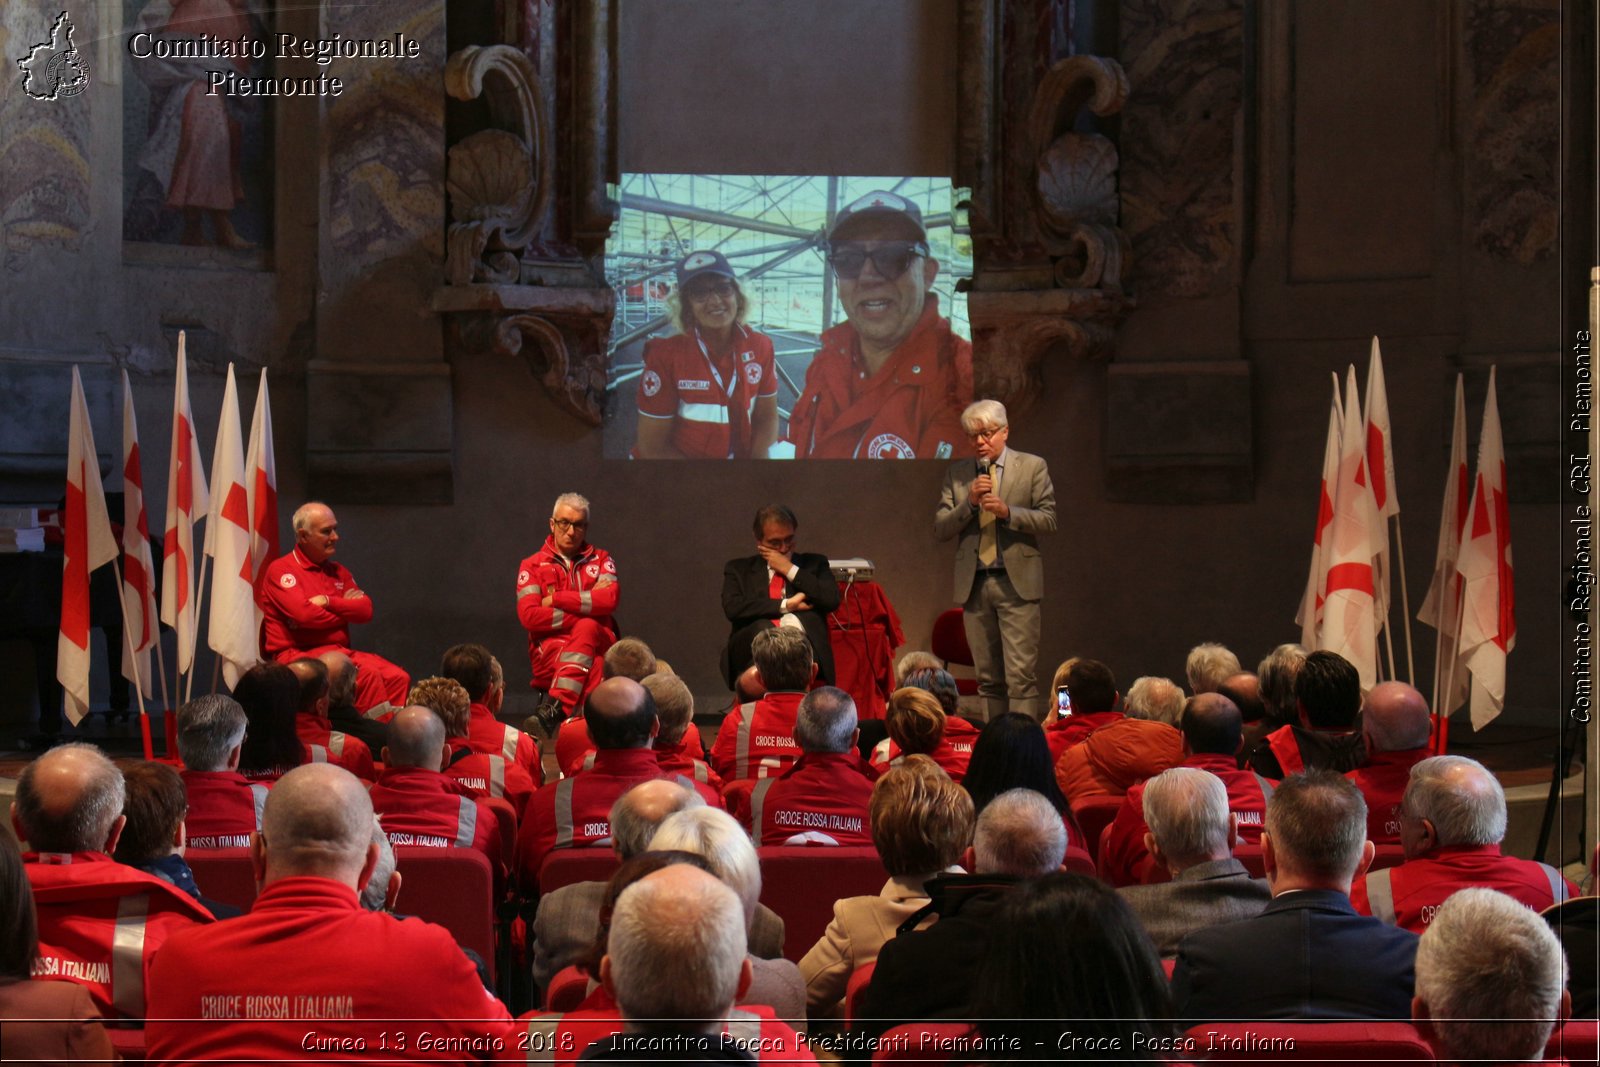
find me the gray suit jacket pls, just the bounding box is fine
[1117,857,1271,957]
[532,880,787,989]
[934,447,1056,602]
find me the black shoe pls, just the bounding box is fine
[530,700,566,739]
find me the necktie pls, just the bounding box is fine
[769,571,785,624]
[978,462,1002,566]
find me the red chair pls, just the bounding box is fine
[1063,845,1097,877]
[106,1025,147,1063]
[537,846,620,896]
[844,961,875,1026]
[1237,841,1408,879]
[930,609,979,696]
[871,1022,980,1064]
[392,845,496,984]
[543,964,594,1012]
[184,847,258,913]
[1546,1018,1598,1064]
[1070,795,1123,865]
[1182,1021,1434,1062]
[756,845,887,962]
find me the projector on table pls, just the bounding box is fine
[829,558,874,581]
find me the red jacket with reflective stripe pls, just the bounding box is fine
[1098,753,1272,886]
[558,717,707,778]
[516,538,619,656]
[295,713,375,781]
[1351,844,1578,932]
[467,702,540,779]
[518,1003,815,1067]
[869,716,979,782]
[745,752,875,847]
[258,548,373,656]
[448,748,537,820]
[1344,747,1429,845]
[711,692,806,782]
[516,748,721,888]
[369,768,504,880]
[25,851,213,1018]
[146,876,513,1062]
[637,327,778,459]
[180,769,267,849]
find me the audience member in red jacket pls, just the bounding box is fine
[1351,755,1577,932]
[408,675,538,819]
[712,627,815,783]
[1056,675,1184,804]
[1344,681,1433,845]
[440,642,541,781]
[517,678,720,888]
[643,672,721,790]
[146,764,513,1062]
[870,686,979,781]
[1100,692,1273,886]
[288,657,375,781]
[1043,658,1123,756]
[743,686,875,846]
[15,744,212,1019]
[369,706,505,883]
[1412,888,1572,1066]
[176,692,269,849]
[1246,650,1366,779]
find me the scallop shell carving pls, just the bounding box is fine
[447,129,533,225]
[1035,132,1119,241]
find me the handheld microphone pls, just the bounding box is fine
[977,458,991,477]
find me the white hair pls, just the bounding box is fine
[551,492,591,518]
[1403,755,1507,846]
[1415,888,1568,1063]
[648,807,762,927]
[1185,643,1241,695]
[292,501,331,533]
[960,399,1008,433]
[973,788,1066,877]
[1124,676,1185,724]
[1142,768,1231,865]
[608,869,747,1023]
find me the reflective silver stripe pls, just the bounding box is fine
[582,752,596,771]
[363,701,396,721]
[551,609,566,628]
[111,893,150,1016]
[872,738,891,763]
[501,727,518,761]
[579,591,593,613]
[553,778,576,849]
[1365,868,1396,924]
[517,585,540,600]
[250,784,269,830]
[1253,774,1275,804]
[524,1014,562,1066]
[735,701,757,780]
[309,745,329,763]
[553,676,584,694]
[329,733,346,757]
[593,575,617,589]
[679,401,730,424]
[558,651,593,667]
[456,795,478,848]
[749,778,776,838]
[1541,862,1570,903]
[725,1008,761,1053]
[489,757,506,797]
[693,760,709,784]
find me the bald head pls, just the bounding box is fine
[1180,692,1244,756]
[1362,682,1431,753]
[319,651,357,709]
[260,764,375,886]
[12,743,125,854]
[610,779,704,859]
[1217,672,1264,723]
[585,677,658,750]
[735,665,766,703]
[383,706,448,771]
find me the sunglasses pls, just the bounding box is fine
[827,241,929,281]
[686,280,736,303]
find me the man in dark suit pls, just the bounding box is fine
[1170,769,1419,1022]
[721,504,840,688]
[1118,766,1270,955]
[934,400,1056,720]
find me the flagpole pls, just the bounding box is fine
[107,555,153,759]
[185,551,212,704]
[153,631,177,758]
[1379,616,1397,684]
[1437,569,1467,755]
[1393,518,1416,685]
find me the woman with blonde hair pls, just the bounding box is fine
[870,686,979,781]
[635,250,779,459]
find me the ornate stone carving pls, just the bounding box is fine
[443,44,551,283]
[491,311,610,427]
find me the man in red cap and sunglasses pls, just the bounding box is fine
[789,191,974,460]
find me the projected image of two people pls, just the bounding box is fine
[605,177,974,461]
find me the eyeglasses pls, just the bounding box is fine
[968,427,1006,442]
[552,518,589,532]
[827,241,928,281]
[686,280,736,303]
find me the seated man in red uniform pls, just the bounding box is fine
[258,501,411,712]
[15,743,213,1018]
[369,706,505,884]
[287,657,375,781]
[440,642,540,781]
[1047,658,1124,753]
[408,675,537,819]
[516,677,720,889]
[641,672,719,790]
[1344,681,1432,845]
[1350,754,1577,932]
[556,637,668,775]
[518,492,619,736]
[788,190,973,461]
[743,686,875,847]
[1246,650,1366,778]
[1100,692,1273,886]
[146,763,514,1061]
[712,626,815,784]
[175,692,269,849]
